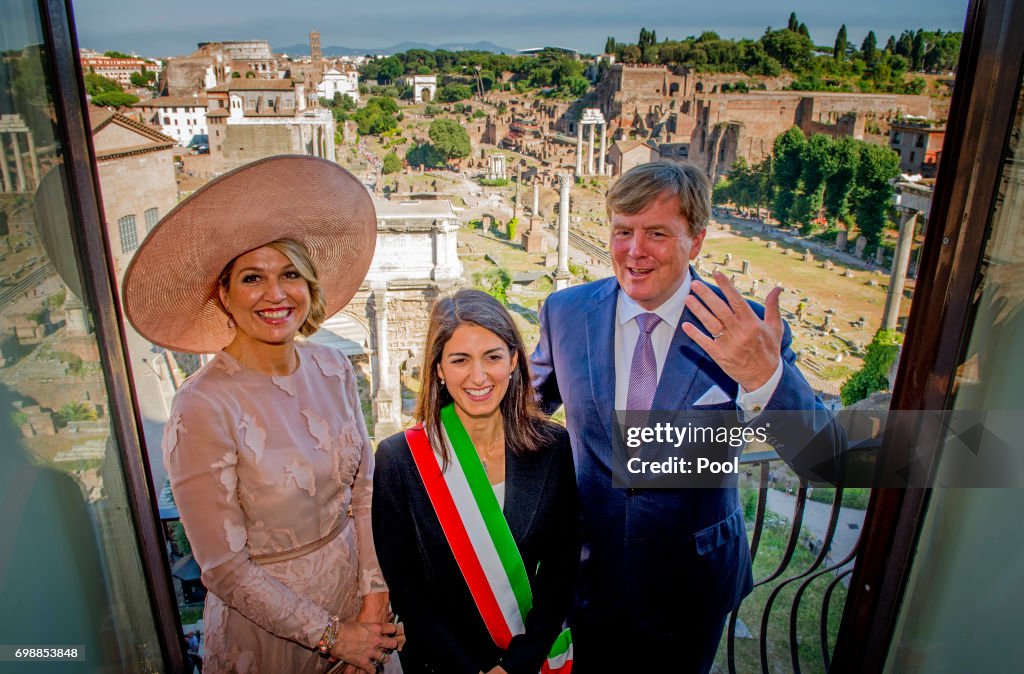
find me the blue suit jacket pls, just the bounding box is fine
[530,272,844,636]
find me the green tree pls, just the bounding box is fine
[787,12,799,32]
[90,91,139,107]
[604,37,616,54]
[823,137,861,223]
[922,31,962,72]
[911,31,926,70]
[428,118,471,163]
[333,92,357,111]
[382,152,403,174]
[405,142,444,169]
[791,134,836,232]
[760,28,813,71]
[770,126,807,225]
[438,83,473,102]
[841,329,903,405]
[353,96,399,135]
[834,24,848,61]
[129,69,156,88]
[376,56,403,83]
[854,143,901,250]
[861,31,878,67]
[550,57,584,87]
[103,50,132,58]
[83,72,121,96]
[896,30,915,57]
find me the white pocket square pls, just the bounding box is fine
[694,385,731,406]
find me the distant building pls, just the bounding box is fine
[160,54,223,97]
[591,63,944,181]
[609,139,658,176]
[205,79,334,173]
[317,67,360,102]
[518,46,579,59]
[80,55,151,85]
[890,119,945,177]
[87,107,177,277]
[196,40,276,77]
[132,95,208,147]
[399,75,437,104]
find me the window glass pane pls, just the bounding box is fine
[886,67,1024,672]
[0,1,162,670]
[118,214,138,253]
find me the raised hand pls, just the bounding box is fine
[682,271,782,391]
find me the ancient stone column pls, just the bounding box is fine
[532,181,540,216]
[882,209,918,331]
[371,282,400,438]
[0,136,11,192]
[26,133,39,190]
[598,123,607,176]
[555,174,572,291]
[11,132,26,193]
[575,124,583,175]
[587,123,595,176]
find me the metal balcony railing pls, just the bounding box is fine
[727,449,866,674]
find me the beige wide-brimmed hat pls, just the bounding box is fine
[122,155,377,354]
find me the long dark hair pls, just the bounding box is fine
[415,289,553,466]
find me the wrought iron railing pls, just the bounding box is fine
[725,450,866,674]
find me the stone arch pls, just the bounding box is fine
[309,311,371,356]
[669,82,680,96]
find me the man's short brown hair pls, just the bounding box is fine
[606,161,711,237]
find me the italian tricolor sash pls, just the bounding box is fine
[405,404,573,673]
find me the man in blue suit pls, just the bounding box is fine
[530,161,843,672]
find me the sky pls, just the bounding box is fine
[70,0,970,58]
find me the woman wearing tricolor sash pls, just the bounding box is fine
[373,290,579,674]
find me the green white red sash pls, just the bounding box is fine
[405,403,573,673]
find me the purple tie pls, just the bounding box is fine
[627,312,662,411]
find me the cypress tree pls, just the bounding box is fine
[834,24,848,60]
[862,30,878,67]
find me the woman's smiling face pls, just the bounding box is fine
[218,246,311,348]
[436,324,517,421]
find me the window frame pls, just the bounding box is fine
[40,0,188,668]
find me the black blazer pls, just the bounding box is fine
[372,423,578,674]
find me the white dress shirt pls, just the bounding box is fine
[613,270,783,416]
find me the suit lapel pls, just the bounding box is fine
[585,279,619,447]
[503,451,543,544]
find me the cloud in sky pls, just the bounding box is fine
[71,0,968,57]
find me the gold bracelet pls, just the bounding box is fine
[317,614,340,656]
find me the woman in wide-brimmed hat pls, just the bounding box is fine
[124,156,402,673]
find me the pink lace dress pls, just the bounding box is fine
[163,342,386,673]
